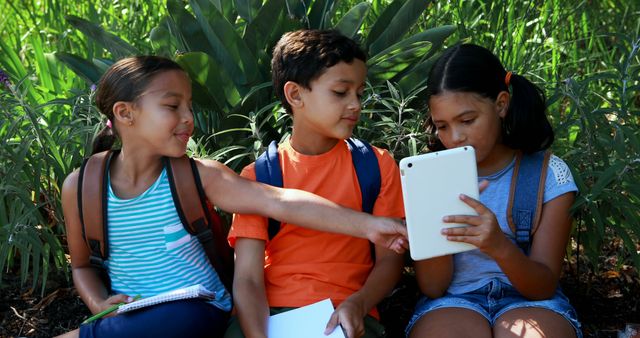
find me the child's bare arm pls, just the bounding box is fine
[62,172,133,314]
[325,247,403,338]
[233,238,269,338]
[196,159,407,253]
[414,255,454,298]
[493,192,575,298]
[443,192,575,299]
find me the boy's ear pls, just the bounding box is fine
[496,91,510,118]
[283,81,304,110]
[113,101,135,125]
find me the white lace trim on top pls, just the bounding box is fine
[549,155,573,185]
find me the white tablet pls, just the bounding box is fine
[399,146,479,260]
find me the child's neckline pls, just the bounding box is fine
[478,156,516,180]
[283,140,346,166]
[108,166,166,201]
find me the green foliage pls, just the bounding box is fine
[420,0,640,272]
[550,35,640,269]
[0,76,98,293]
[56,0,454,167]
[357,82,429,159]
[0,0,164,292]
[1,0,640,292]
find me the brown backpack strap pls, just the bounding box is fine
[165,155,207,231]
[531,151,551,235]
[506,151,523,235]
[165,156,234,293]
[78,150,115,266]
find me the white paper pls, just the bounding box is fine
[267,299,346,338]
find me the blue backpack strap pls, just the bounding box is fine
[254,139,381,241]
[346,138,381,214]
[507,150,551,254]
[255,141,283,240]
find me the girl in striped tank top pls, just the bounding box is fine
[58,56,408,338]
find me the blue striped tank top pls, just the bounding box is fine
[105,167,231,311]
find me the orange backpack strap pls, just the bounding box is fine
[165,156,234,294]
[78,150,116,283]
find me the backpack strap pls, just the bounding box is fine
[346,138,381,214]
[507,150,551,254]
[255,138,381,241]
[165,156,234,293]
[254,141,283,240]
[78,150,117,290]
[78,150,115,268]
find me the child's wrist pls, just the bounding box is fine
[360,213,378,238]
[490,236,515,261]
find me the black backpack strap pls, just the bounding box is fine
[165,156,234,293]
[255,141,283,240]
[78,150,116,290]
[507,151,551,254]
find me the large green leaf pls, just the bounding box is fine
[176,52,241,112]
[365,0,404,50]
[368,40,432,82]
[308,0,336,29]
[149,16,179,57]
[284,0,308,19]
[0,35,27,79]
[244,0,286,57]
[54,52,102,85]
[209,0,237,23]
[189,0,260,93]
[29,35,57,95]
[235,0,263,23]
[368,0,430,56]
[65,15,139,59]
[392,25,456,91]
[334,2,371,39]
[397,54,439,94]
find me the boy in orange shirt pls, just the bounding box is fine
[226,29,405,338]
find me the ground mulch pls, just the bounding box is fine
[1,250,639,338]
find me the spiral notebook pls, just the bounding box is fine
[116,284,216,314]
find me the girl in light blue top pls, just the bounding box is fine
[407,44,581,338]
[58,56,407,338]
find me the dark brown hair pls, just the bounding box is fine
[91,56,185,154]
[271,29,367,114]
[426,44,554,153]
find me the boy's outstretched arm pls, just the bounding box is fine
[325,246,403,338]
[233,238,270,338]
[196,159,407,253]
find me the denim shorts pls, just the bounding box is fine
[405,278,582,338]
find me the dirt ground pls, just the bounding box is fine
[1,252,639,338]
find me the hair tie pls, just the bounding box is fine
[106,119,113,129]
[505,71,513,87]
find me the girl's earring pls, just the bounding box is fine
[128,121,133,126]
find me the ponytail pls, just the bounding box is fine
[502,74,554,153]
[91,123,117,155]
[426,44,555,153]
